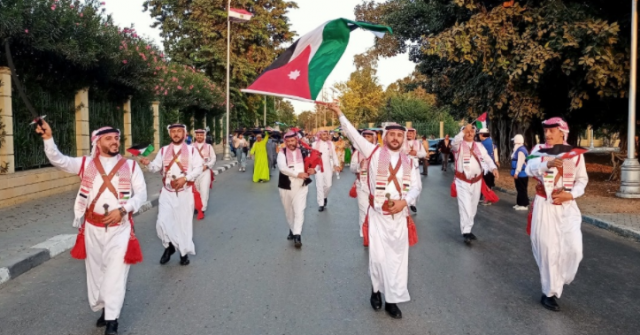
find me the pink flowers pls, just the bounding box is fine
[100,2,106,5]
[25,29,29,34]
[51,5,56,10]
[80,13,83,17]
[122,60,128,64]
[177,86,183,90]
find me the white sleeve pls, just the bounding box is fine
[277,151,298,178]
[525,157,549,178]
[43,138,84,175]
[416,142,428,159]
[571,155,589,199]
[479,145,497,172]
[404,163,423,205]
[451,131,465,154]
[206,145,217,169]
[147,149,164,173]
[339,115,376,158]
[350,151,360,173]
[186,148,204,182]
[123,161,148,214]
[515,152,526,175]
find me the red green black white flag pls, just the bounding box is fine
[127,144,154,157]
[242,19,392,102]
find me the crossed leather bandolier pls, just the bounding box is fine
[85,157,130,227]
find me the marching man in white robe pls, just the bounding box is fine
[350,129,378,242]
[277,130,317,248]
[525,117,588,312]
[37,121,147,335]
[193,129,217,214]
[332,103,421,319]
[403,127,428,213]
[312,130,341,212]
[140,124,203,266]
[451,124,499,245]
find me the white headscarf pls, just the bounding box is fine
[512,134,524,158]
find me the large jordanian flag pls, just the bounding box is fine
[242,19,392,102]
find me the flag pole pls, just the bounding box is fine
[223,0,232,161]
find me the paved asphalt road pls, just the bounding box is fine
[1,160,639,335]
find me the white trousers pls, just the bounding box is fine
[279,181,309,235]
[157,187,196,256]
[195,170,212,211]
[455,179,482,234]
[84,222,131,320]
[368,209,410,303]
[315,169,333,206]
[530,196,583,298]
[356,180,369,237]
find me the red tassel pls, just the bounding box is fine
[450,181,457,197]
[124,237,143,264]
[193,187,205,220]
[407,216,418,246]
[209,170,214,189]
[70,227,87,260]
[349,180,358,198]
[362,215,369,247]
[481,179,500,203]
[527,200,534,235]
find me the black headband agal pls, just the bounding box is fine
[385,124,406,131]
[168,124,186,129]
[95,127,120,137]
[542,123,562,129]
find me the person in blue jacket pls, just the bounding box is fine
[511,134,529,210]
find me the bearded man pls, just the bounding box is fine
[403,127,428,213]
[193,129,216,214]
[140,124,203,266]
[37,120,147,335]
[350,129,378,242]
[525,117,588,312]
[312,130,341,211]
[332,104,422,320]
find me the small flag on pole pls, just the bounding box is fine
[229,8,253,22]
[474,113,487,130]
[127,144,154,157]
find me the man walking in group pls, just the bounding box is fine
[438,134,452,172]
[193,129,217,214]
[452,124,499,245]
[350,129,378,242]
[478,128,499,206]
[37,120,147,335]
[403,127,428,213]
[525,117,588,312]
[277,130,317,248]
[233,132,249,172]
[333,103,422,319]
[312,130,341,211]
[140,124,203,266]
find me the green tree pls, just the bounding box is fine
[334,52,385,126]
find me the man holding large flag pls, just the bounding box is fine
[194,129,217,214]
[525,117,588,312]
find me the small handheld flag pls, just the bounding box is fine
[473,113,487,130]
[127,144,155,157]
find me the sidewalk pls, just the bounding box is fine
[0,155,237,284]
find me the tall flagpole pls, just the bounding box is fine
[223,0,232,161]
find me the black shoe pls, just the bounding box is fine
[104,320,118,335]
[294,235,302,248]
[160,243,176,264]
[540,295,560,312]
[194,209,198,215]
[324,198,327,207]
[468,232,477,240]
[410,205,417,213]
[96,309,106,327]
[287,230,294,240]
[463,234,472,245]
[319,206,325,212]
[384,302,402,319]
[180,255,190,266]
[370,290,382,311]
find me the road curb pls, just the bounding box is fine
[0,160,238,286]
[493,187,640,242]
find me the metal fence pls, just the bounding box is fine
[131,100,155,146]
[12,89,75,171]
[89,99,124,153]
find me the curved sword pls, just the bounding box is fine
[3,40,45,127]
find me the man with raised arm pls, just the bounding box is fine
[193,129,217,215]
[331,103,421,320]
[37,120,146,335]
[525,117,588,312]
[140,124,203,266]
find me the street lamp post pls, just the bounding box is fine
[617,0,640,198]
[223,0,232,161]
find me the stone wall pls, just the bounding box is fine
[0,167,78,208]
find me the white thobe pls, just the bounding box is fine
[277,149,309,235]
[526,152,588,298]
[350,150,370,237]
[312,140,340,206]
[147,144,203,256]
[194,142,217,211]
[340,116,422,303]
[44,138,147,320]
[403,139,428,206]
[451,132,497,234]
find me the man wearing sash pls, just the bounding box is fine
[140,124,203,266]
[37,121,146,335]
[312,130,341,211]
[193,129,217,214]
[277,131,317,248]
[333,104,421,320]
[350,130,378,241]
[403,127,428,213]
[451,124,499,245]
[525,117,588,312]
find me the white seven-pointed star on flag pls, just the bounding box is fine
[288,70,301,80]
